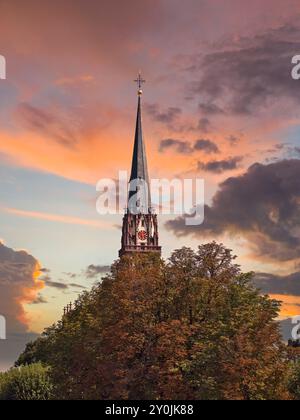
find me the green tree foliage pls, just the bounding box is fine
[287,360,300,400]
[16,242,290,400]
[0,363,53,400]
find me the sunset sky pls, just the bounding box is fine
[1,0,300,370]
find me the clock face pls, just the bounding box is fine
[138,230,148,241]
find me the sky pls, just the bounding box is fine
[1,0,300,370]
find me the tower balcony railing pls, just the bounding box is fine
[119,245,162,256]
[124,206,157,215]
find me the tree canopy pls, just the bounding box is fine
[17,242,291,400]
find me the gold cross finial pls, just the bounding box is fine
[134,71,146,96]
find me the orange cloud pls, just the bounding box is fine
[55,75,95,86]
[270,294,300,319]
[18,262,44,326]
[0,242,44,331]
[1,207,112,229]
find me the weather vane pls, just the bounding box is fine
[134,71,146,95]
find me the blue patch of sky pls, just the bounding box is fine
[0,160,118,275]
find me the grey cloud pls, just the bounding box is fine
[40,273,83,291]
[29,294,48,305]
[188,24,300,115]
[294,147,300,156]
[197,117,211,133]
[43,277,86,291]
[69,283,86,290]
[63,272,78,279]
[159,139,193,154]
[198,156,242,173]
[166,159,300,263]
[85,264,110,279]
[267,144,300,161]
[44,279,69,290]
[0,242,40,331]
[194,139,220,154]
[40,267,51,273]
[198,102,224,115]
[145,103,182,124]
[227,135,241,145]
[253,272,300,342]
[253,272,300,297]
[0,333,39,372]
[159,138,219,155]
[0,242,42,370]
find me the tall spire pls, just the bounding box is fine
[119,72,161,257]
[129,72,151,211]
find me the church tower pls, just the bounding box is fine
[119,74,161,257]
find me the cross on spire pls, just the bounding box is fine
[134,72,146,95]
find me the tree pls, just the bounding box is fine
[16,242,290,400]
[0,363,53,400]
[288,361,300,400]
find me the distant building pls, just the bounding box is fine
[119,74,161,257]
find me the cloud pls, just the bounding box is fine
[253,272,300,320]
[40,275,86,291]
[188,24,300,116]
[16,103,78,149]
[69,283,86,290]
[0,1,299,190]
[197,118,211,133]
[227,135,241,145]
[166,159,300,264]
[85,264,110,279]
[198,156,242,173]
[0,0,166,64]
[1,207,111,229]
[63,272,77,279]
[194,139,220,154]
[0,332,39,372]
[0,241,43,369]
[253,272,300,296]
[271,294,300,319]
[29,294,48,305]
[159,139,193,154]
[145,104,182,124]
[43,279,69,290]
[55,74,94,86]
[40,268,51,274]
[0,242,43,329]
[159,138,219,155]
[198,102,224,115]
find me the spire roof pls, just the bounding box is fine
[128,74,151,212]
[129,95,150,184]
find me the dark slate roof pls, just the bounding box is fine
[128,95,151,211]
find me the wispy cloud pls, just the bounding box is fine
[159,138,219,155]
[85,264,111,279]
[1,207,110,229]
[55,75,94,86]
[16,103,78,149]
[198,156,243,173]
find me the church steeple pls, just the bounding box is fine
[119,73,161,258]
[128,83,151,210]
[129,94,150,186]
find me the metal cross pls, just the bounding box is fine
[134,72,146,90]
